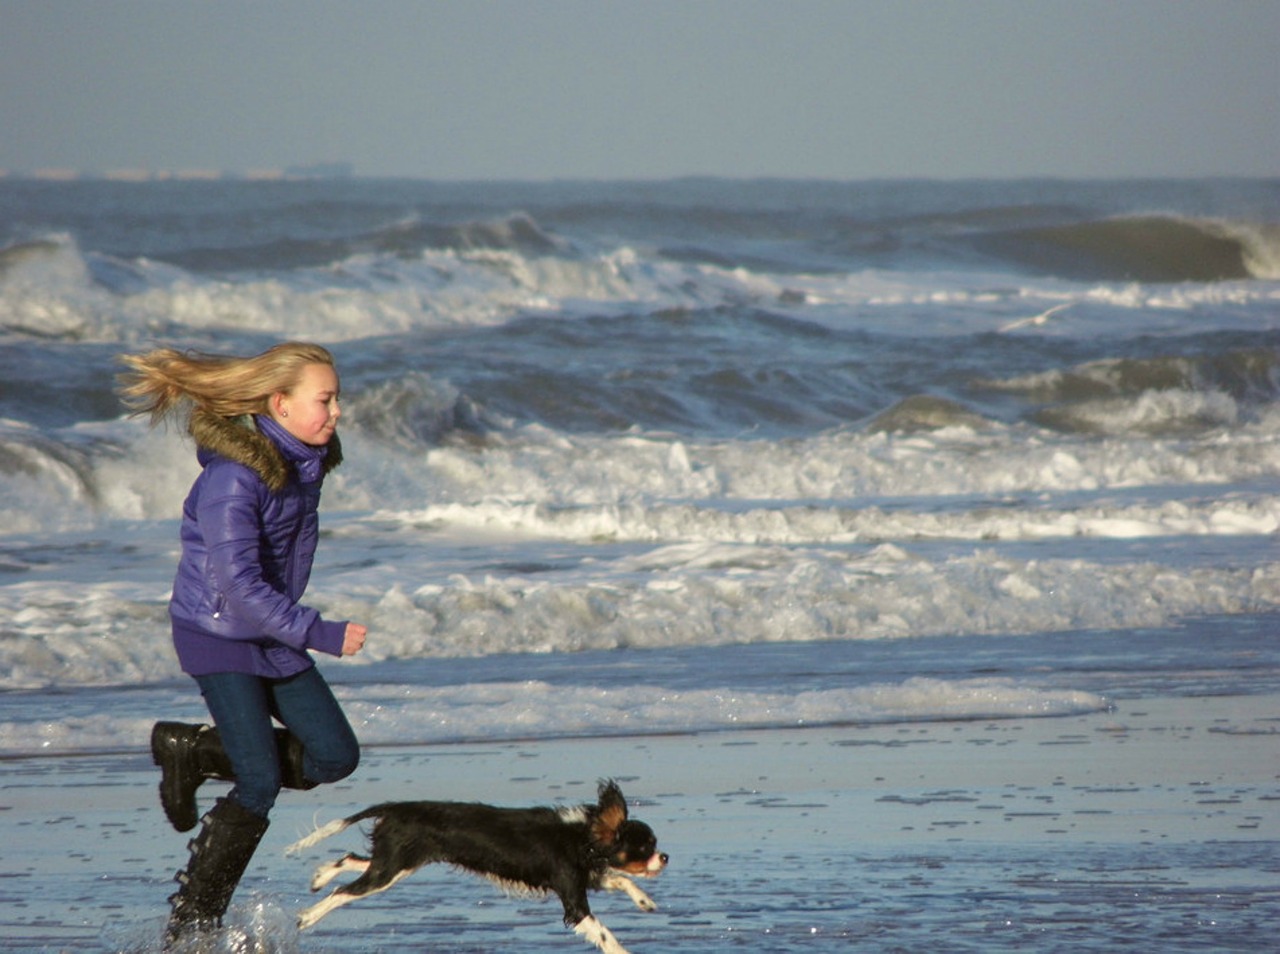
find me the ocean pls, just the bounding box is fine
[1,177,1278,951]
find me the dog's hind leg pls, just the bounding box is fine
[600,872,657,912]
[310,852,371,892]
[297,888,359,931]
[572,914,630,954]
[297,868,413,930]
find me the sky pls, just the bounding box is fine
[2,0,1277,181]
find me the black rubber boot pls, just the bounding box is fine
[165,797,270,947]
[151,722,235,833]
[152,723,319,832]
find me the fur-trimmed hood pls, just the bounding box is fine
[189,409,343,492]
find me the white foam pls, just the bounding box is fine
[340,676,1111,742]
[337,415,1279,517]
[0,676,1110,757]
[3,499,1275,695]
[5,234,1279,345]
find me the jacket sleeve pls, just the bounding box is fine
[197,460,345,656]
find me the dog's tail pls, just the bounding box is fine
[285,804,388,856]
[284,815,357,856]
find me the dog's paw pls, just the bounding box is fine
[630,886,657,912]
[310,852,370,892]
[310,859,344,892]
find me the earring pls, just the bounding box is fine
[281,409,289,418]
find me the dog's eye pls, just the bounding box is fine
[625,835,655,856]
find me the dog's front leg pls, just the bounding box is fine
[562,890,630,954]
[572,914,630,954]
[600,872,657,912]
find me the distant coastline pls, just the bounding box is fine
[0,161,355,182]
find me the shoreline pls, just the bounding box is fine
[2,692,1277,951]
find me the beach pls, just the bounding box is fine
[4,691,1277,953]
[2,177,1279,950]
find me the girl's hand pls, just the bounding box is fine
[342,622,367,656]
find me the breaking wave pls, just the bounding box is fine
[974,214,1280,282]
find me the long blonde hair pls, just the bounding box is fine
[118,342,336,426]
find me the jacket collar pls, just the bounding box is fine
[188,408,343,492]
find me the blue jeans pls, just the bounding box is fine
[194,666,360,818]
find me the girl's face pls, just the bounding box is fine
[272,362,341,446]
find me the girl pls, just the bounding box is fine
[118,342,367,942]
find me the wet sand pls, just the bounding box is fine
[2,693,1278,952]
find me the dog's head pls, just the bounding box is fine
[590,779,668,878]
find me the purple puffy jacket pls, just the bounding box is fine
[168,411,348,678]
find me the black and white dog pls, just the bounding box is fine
[285,780,667,953]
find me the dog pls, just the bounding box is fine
[285,779,667,954]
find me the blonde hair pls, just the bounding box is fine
[118,342,336,426]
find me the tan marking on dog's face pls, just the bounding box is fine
[614,852,667,877]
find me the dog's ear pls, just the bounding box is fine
[590,779,628,847]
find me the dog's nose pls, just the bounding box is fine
[660,853,669,864]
